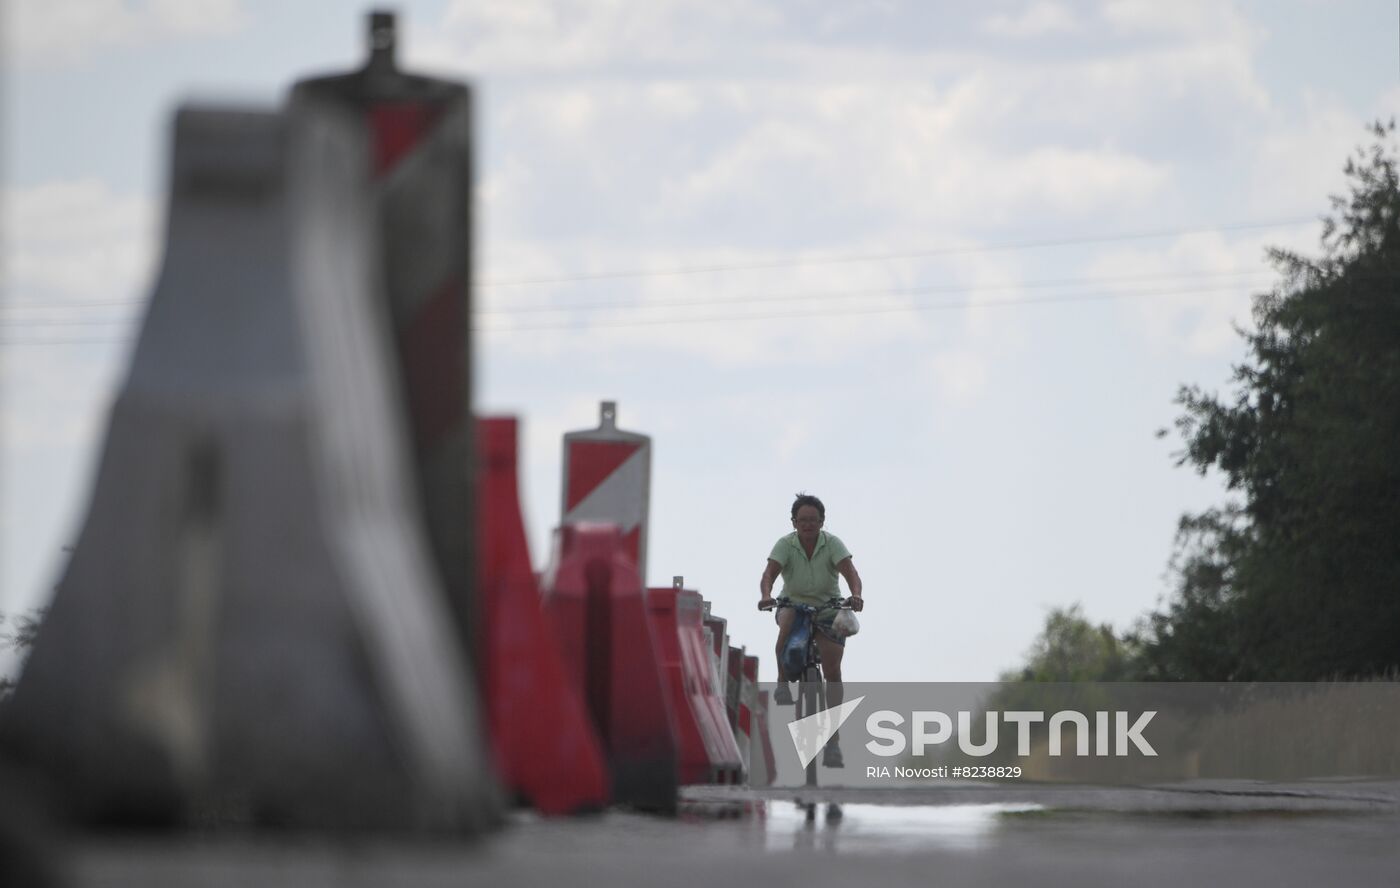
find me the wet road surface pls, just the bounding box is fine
[57,781,1400,887]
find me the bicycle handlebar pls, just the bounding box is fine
[759,596,857,612]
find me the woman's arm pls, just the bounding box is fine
[836,557,864,611]
[758,559,782,609]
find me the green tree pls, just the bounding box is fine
[1125,508,1250,681]
[1000,604,1136,682]
[1145,121,1400,680]
[0,609,46,700]
[0,613,8,700]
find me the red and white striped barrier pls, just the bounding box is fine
[648,579,742,785]
[294,11,481,660]
[561,402,651,579]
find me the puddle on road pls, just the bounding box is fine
[759,802,1045,853]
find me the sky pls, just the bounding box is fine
[3,0,1397,683]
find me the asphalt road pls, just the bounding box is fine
[39,781,1400,887]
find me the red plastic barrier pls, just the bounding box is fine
[685,600,744,784]
[541,524,678,812]
[477,417,609,815]
[648,587,745,784]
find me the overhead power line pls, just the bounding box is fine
[0,266,1275,330]
[474,281,1259,334]
[477,216,1318,288]
[475,267,1272,316]
[0,278,1254,346]
[3,215,1307,346]
[1,336,134,347]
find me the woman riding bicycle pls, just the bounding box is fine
[758,493,864,764]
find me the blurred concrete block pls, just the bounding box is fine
[293,11,480,666]
[1,96,497,832]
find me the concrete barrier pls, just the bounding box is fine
[540,524,677,812]
[725,645,744,734]
[736,655,760,778]
[0,97,497,831]
[478,417,609,815]
[724,649,756,776]
[293,11,480,662]
[702,603,729,699]
[750,691,778,787]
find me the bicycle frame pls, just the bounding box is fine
[774,598,849,789]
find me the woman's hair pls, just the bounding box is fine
[791,492,826,520]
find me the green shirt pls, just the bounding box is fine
[768,531,852,605]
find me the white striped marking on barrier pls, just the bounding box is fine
[561,401,651,578]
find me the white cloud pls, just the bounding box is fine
[3,180,159,303]
[477,239,936,368]
[492,76,1172,236]
[988,145,1170,216]
[7,0,248,67]
[1249,90,1378,219]
[427,0,782,72]
[773,419,810,463]
[1,343,120,452]
[928,348,989,404]
[645,82,703,120]
[1,179,149,537]
[416,0,1339,399]
[0,180,153,612]
[532,89,600,135]
[983,1,1077,38]
[1084,231,1290,355]
[1101,0,1262,44]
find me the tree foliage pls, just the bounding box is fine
[1007,123,1400,682]
[0,609,46,701]
[1146,121,1400,680]
[1000,604,1137,682]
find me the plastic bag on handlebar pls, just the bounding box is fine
[831,608,860,638]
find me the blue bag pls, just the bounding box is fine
[782,609,812,680]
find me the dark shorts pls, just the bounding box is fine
[776,599,847,647]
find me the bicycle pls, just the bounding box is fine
[760,596,856,822]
